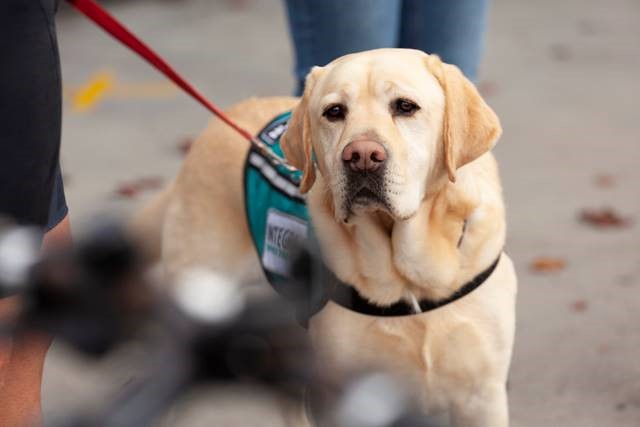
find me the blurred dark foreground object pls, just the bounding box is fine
[0,220,151,355]
[0,219,443,427]
[0,219,314,425]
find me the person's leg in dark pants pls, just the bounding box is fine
[0,0,62,226]
[0,0,70,425]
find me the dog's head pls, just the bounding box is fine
[281,49,501,222]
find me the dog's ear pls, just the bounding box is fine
[281,67,323,193]
[425,55,502,182]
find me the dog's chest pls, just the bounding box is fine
[310,305,436,377]
[310,303,492,411]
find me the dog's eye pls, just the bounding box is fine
[392,98,420,116]
[323,104,347,121]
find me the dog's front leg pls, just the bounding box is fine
[449,382,508,427]
[431,321,509,427]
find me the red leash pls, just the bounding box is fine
[66,0,295,171]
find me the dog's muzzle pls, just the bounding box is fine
[339,140,393,219]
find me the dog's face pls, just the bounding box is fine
[282,49,501,223]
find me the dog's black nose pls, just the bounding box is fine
[342,140,386,173]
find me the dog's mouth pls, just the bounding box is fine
[353,187,381,203]
[342,175,392,222]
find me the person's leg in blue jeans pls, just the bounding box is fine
[399,0,489,81]
[283,0,489,91]
[284,0,401,95]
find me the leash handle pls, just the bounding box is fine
[66,0,296,171]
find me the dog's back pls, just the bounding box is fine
[131,96,298,280]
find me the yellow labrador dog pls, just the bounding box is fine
[136,49,516,426]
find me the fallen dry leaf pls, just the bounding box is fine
[577,20,599,36]
[594,174,615,188]
[617,274,633,287]
[579,208,632,228]
[549,43,572,61]
[478,81,497,98]
[116,184,139,198]
[177,137,194,155]
[226,0,248,10]
[115,176,164,199]
[571,299,588,313]
[530,257,566,273]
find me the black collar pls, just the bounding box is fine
[328,254,501,317]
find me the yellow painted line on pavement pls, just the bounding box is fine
[72,70,115,112]
[66,72,178,113]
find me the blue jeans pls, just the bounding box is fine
[284,0,489,94]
